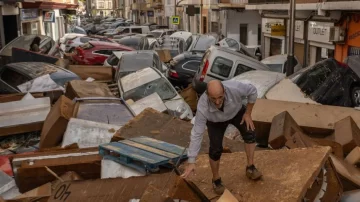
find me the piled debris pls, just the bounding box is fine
[2,70,360,202]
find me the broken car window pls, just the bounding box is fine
[1,68,30,89]
[123,78,177,102]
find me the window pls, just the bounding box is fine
[80,37,91,43]
[121,28,130,34]
[240,24,248,45]
[210,57,233,78]
[225,38,239,50]
[235,64,254,76]
[1,68,30,89]
[98,2,104,8]
[108,1,112,8]
[107,54,119,66]
[143,38,149,50]
[167,0,172,5]
[131,28,142,34]
[95,50,113,55]
[185,36,193,51]
[258,24,261,45]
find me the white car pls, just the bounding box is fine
[150,29,175,39]
[218,38,260,60]
[118,67,193,120]
[261,54,302,74]
[170,31,193,51]
[59,33,86,52]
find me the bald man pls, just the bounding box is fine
[181,80,262,195]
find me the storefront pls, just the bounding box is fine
[262,18,286,58]
[20,9,41,35]
[335,13,360,62]
[287,20,305,67]
[307,21,335,66]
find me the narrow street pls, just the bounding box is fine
[0,0,360,201]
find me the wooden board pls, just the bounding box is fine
[68,65,113,81]
[188,147,331,202]
[113,108,244,154]
[99,137,187,172]
[252,99,360,139]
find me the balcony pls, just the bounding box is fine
[219,0,248,8]
[146,0,163,9]
[131,2,147,10]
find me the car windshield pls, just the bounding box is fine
[151,31,162,38]
[117,38,140,49]
[123,77,177,102]
[266,64,283,73]
[107,54,119,66]
[0,35,51,57]
[192,36,216,52]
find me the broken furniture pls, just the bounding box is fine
[113,108,243,154]
[0,97,50,137]
[65,80,115,100]
[99,136,187,173]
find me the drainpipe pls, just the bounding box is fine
[286,0,296,76]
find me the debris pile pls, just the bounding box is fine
[1,68,360,202]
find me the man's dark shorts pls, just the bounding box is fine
[206,105,256,161]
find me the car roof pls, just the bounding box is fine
[121,67,161,92]
[261,54,288,64]
[89,41,134,49]
[209,46,269,70]
[170,31,192,40]
[5,62,66,79]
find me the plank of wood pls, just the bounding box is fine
[130,136,187,156]
[121,140,179,159]
[252,99,360,136]
[68,65,113,81]
[100,142,168,164]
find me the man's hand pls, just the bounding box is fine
[241,113,255,131]
[181,163,196,179]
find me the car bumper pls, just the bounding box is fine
[192,78,207,95]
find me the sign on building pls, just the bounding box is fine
[271,25,286,36]
[308,21,334,44]
[20,9,39,21]
[44,11,55,23]
[172,16,180,25]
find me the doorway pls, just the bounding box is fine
[3,15,18,44]
[202,16,207,34]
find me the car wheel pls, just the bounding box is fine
[351,86,360,107]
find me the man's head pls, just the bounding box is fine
[206,80,225,109]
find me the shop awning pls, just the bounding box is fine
[22,1,78,9]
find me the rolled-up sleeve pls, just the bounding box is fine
[231,81,258,103]
[187,104,207,163]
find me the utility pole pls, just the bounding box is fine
[200,0,203,34]
[286,0,296,76]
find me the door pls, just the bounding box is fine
[3,15,18,44]
[270,38,282,56]
[205,56,234,82]
[202,16,207,34]
[294,42,304,67]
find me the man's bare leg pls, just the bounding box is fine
[209,158,220,180]
[244,143,256,166]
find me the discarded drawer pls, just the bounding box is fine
[39,95,75,149]
[0,97,50,137]
[61,118,120,148]
[65,80,115,100]
[99,136,188,173]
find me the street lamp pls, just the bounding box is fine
[286,0,296,76]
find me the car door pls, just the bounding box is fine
[205,56,234,82]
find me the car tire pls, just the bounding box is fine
[351,86,360,107]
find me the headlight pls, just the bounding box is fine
[176,102,193,120]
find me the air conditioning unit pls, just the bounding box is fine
[329,26,345,42]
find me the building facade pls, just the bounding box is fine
[246,0,360,67]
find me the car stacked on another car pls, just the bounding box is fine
[118,67,193,120]
[64,35,115,53]
[72,41,135,65]
[113,35,149,50]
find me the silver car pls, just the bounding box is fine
[104,50,168,78]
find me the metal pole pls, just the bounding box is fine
[286,0,296,76]
[200,0,203,34]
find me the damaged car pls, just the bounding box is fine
[0,62,80,94]
[118,67,193,120]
